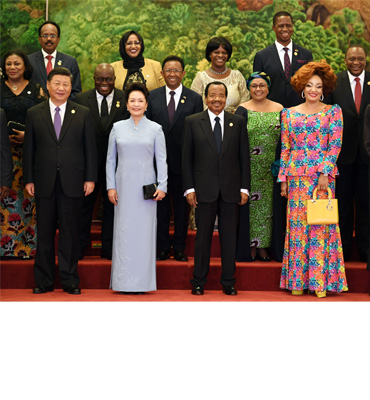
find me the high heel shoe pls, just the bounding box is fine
[292,290,304,295]
[315,290,326,298]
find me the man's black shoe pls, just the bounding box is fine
[33,286,54,294]
[174,250,188,262]
[191,286,204,295]
[63,285,81,295]
[156,250,170,261]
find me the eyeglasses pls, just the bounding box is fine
[208,94,226,99]
[250,84,267,89]
[94,77,115,84]
[163,69,183,74]
[125,41,141,46]
[40,34,58,39]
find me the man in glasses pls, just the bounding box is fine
[146,55,203,262]
[28,21,82,99]
[75,63,129,260]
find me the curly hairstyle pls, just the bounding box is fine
[125,81,149,102]
[1,50,34,80]
[290,60,337,98]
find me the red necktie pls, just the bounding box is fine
[354,77,361,114]
[46,55,53,75]
[283,48,291,80]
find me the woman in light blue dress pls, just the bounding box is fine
[106,82,167,294]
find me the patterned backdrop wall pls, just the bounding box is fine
[1,0,369,90]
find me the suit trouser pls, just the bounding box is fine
[191,195,238,288]
[157,171,189,252]
[79,165,114,255]
[337,155,369,259]
[34,174,83,288]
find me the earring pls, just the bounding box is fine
[301,91,305,99]
[320,94,324,101]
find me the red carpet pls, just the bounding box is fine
[1,289,369,302]
[1,223,369,299]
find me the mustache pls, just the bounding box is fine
[46,41,53,45]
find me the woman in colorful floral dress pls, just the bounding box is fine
[278,61,348,298]
[235,72,283,262]
[0,50,47,258]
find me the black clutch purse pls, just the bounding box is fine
[143,183,157,200]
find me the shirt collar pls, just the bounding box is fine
[275,40,293,53]
[347,70,365,83]
[208,109,224,122]
[166,84,182,97]
[42,49,57,59]
[49,99,67,112]
[96,89,115,100]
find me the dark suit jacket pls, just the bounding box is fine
[146,85,203,175]
[253,43,313,107]
[74,89,130,171]
[182,110,250,203]
[0,109,13,188]
[23,100,97,198]
[364,104,370,160]
[28,50,82,99]
[325,71,370,165]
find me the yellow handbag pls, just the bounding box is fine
[306,187,339,225]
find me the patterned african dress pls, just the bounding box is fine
[277,104,348,293]
[236,107,281,248]
[0,80,47,258]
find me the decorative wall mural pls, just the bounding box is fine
[1,0,369,91]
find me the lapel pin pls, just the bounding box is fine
[116,101,120,107]
[27,91,31,94]
[294,51,298,56]
[71,109,76,114]
[57,60,62,66]
[181,99,185,103]
[367,81,370,85]
[229,122,233,127]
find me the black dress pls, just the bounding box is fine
[0,80,47,257]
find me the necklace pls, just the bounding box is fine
[210,67,228,75]
[11,85,18,91]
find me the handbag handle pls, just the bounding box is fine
[312,187,333,200]
[311,187,334,210]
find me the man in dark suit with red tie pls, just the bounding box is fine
[28,21,82,99]
[182,82,250,295]
[253,11,313,108]
[146,55,203,262]
[75,63,129,260]
[326,45,370,262]
[23,67,97,294]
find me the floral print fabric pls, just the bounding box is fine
[278,105,348,292]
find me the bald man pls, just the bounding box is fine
[75,64,130,260]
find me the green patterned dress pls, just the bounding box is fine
[246,110,281,248]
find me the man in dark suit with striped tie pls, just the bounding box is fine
[146,56,203,262]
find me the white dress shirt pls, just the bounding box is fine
[96,90,114,115]
[275,40,293,71]
[347,70,365,99]
[184,109,248,196]
[41,49,57,69]
[166,84,183,110]
[49,99,67,125]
